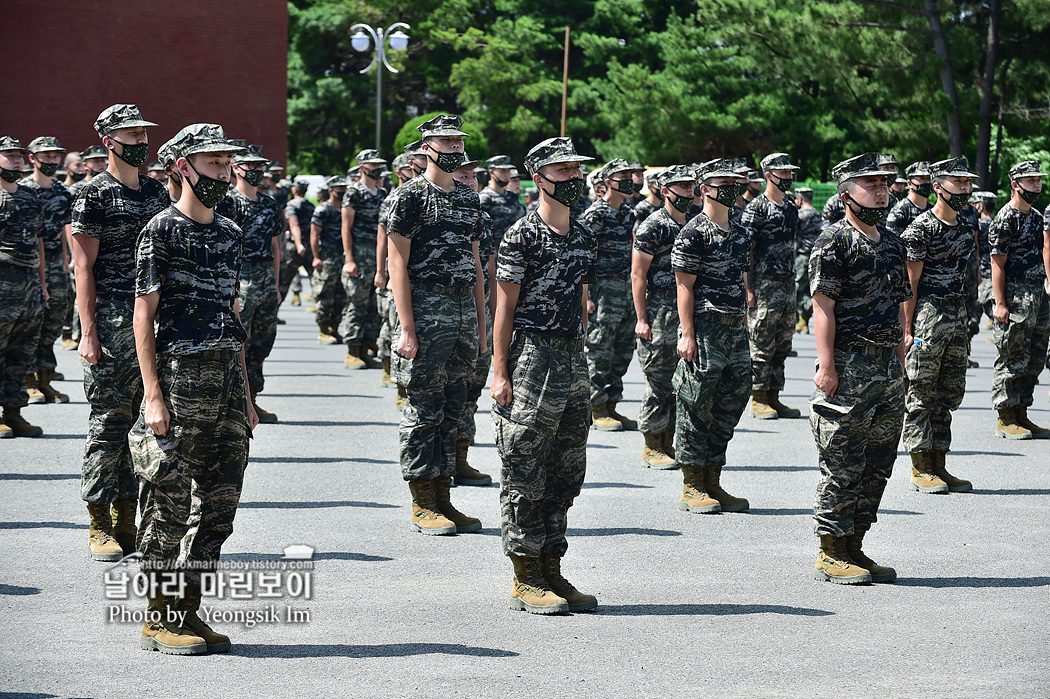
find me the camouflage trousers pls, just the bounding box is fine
[65,268,79,339]
[393,284,479,481]
[991,282,1050,410]
[903,297,968,452]
[279,237,313,299]
[811,347,904,538]
[458,298,493,443]
[965,252,981,339]
[493,332,588,558]
[0,264,43,408]
[636,290,679,434]
[977,277,994,320]
[239,261,279,393]
[340,238,380,346]
[585,275,636,406]
[35,255,70,373]
[376,288,398,362]
[795,253,813,322]
[312,258,347,329]
[673,316,752,467]
[129,350,249,588]
[82,295,142,504]
[747,276,795,392]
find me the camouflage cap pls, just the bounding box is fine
[404,140,426,156]
[392,153,410,170]
[417,114,469,139]
[601,158,641,180]
[644,169,664,185]
[487,155,515,169]
[459,153,483,169]
[169,123,246,159]
[930,156,978,179]
[969,190,996,204]
[905,162,931,178]
[326,175,347,188]
[147,161,165,172]
[268,160,284,171]
[587,169,605,189]
[628,161,644,171]
[1009,160,1048,179]
[747,169,763,183]
[732,158,750,176]
[347,165,360,177]
[473,165,486,174]
[700,158,739,181]
[877,153,900,169]
[27,136,66,154]
[524,137,593,176]
[0,136,30,153]
[355,148,387,165]
[661,164,697,186]
[234,144,269,164]
[93,103,157,137]
[795,186,814,195]
[831,152,896,185]
[760,152,800,172]
[82,144,108,160]
[509,168,522,179]
[156,139,177,166]
[524,188,540,200]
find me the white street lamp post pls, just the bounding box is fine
[350,22,410,151]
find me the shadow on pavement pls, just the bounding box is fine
[894,576,1050,588]
[567,527,681,537]
[602,603,834,617]
[949,450,1023,457]
[724,465,815,472]
[581,482,653,489]
[234,642,519,658]
[222,552,392,563]
[249,457,395,465]
[974,488,1050,496]
[0,521,86,530]
[745,508,922,516]
[261,393,379,399]
[278,420,399,427]
[0,583,42,595]
[238,500,397,510]
[0,473,79,480]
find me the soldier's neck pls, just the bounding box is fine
[538,198,571,235]
[108,157,141,190]
[1009,194,1031,213]
[602,189,625,210]
[764,184,784,205]
[425,166,456,193]
[703,200,731,229]
[31,170,54,188]
[907,191,928,208]
[235,178,259,201]
[932,200,958,225]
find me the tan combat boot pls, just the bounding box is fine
[433,476,482,533]
[1,407,43,438]
[454,439,492,486]
[591,403,623,431]
[608,402,637,431]
[110,499,138,554]
[360,343,382,369]
[795,317,809,333]
[815,534,872,584]
[140,593,208,655]
[25,373,46,404]
[395,384,407,408]
[910,452,948,494]
[749,390,778,420]
[703,465,749,512]
[930,451,972,493]
[344,345,367,370]
[678,465,721,514]
[61,329,78,350]
[380,358,396,388]
[641,432,676,470]
[37,371,70,404]
[290,292,301,306]
[317,323,340,345]
[178,583,231,653]
[540,552,597,611]
[509,556,569,614]
[249,389,278,424]
[86,502,124,561]
[0,421,11,439]
[661,429,675,460]
[767,390,801,418]
[995,408,1032,440]
[1017,407,1050,440]
[408,480,457,535]
[846,526,896,583]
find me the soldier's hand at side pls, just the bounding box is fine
[312,258,322,271]
[374,270,388,290]
[635,320,652,341]
[586,299,596,316]
[343,260,358,278]
[296,243,306,257]
[41,285,49,302]
[814,365,838,397]
[993,302,1010,324]
[144,397,170,437]
[396,331,418,358]
[246,400,259,432]
[490,374,512,406]
[747,289,757,311]
[79,331,101,365]
[677,334,697,362]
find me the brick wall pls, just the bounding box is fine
[4,0,287,166]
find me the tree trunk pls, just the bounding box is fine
[923,0,963,156]
[976,0,1000,188]
[990,55,1013,189]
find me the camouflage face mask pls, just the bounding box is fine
[240,168,265,187]
[770,173,793,193]
[913,182,933,198]
[109,138,149,168]
[610,177,634,195]
[491,174,509,188]
[69,171,87,182]
[706,183,737,209]
[939,189,971,212]
[0,167,22,183]
[669,191,693,214]
[37,162,59,177]
[1016,185,1040,205]
[187,161,230,208]
[537,173,586,207]
[426,148,466,173]
[844,194,888,226]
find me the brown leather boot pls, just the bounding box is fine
[591,403,623,431]
[910,452,948,494]
[408,480,457,535]
[178,582,232,653]
[749,390,778,420]
[641,432,676,470]
[454,439,492,486]
[1017,407,1050,440]
[767,390,801,418]
[110,499,138,554]
[317,323,340,345]
[608,402,637,431]
[61,329,78,350]
[140,593,208,655]
[395,384,407,408]
[661,429,675,460]
[344,345,367,369]
[509,556,568,614]
[703,465,749,512]
[996,408,1032,440]
[540,552,597,611]
[795,317,809,333]
[1,407,42,438]
[250,390,278,424]
[380,358,396,388]
[87,502,124,561]
[25,373,46,404]
[815,534,872,584]
[931,450,972,493]
[360,344,382,369]
[37,371,69,403]
[678,465,721,514]
[846,526,896,583]
[433,476,482,532]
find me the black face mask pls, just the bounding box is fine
[770,173,793,193]
[491,175,509,188]
[426,148,466,173]
[361,167,383,181]
[37,162,59,177]
[108,138,149,168]
[913,182,933,199]
[240,168,265,187]
[632,181,642,194]
[611,178,635,196]
[537,173,586,207]
[938,188,971,212]
[0,167,22,183]
[844,194,888,226]
[669,191,693,214]
[1016,185,1041,205]
[187,161,230,209]
[331,189,345,203]
[706,184,737,209]
[70,171,87,182]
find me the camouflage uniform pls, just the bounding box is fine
[958,206,983,338]
[822,195,845,228]
[632,198,660,230]
[809,219,909,537]
[375,190,398,362]
[20,177,71,373]
[633,208,681,434]
[977,213,994,318]
[569,193,592,221]
[580,197,636,407]
[795,205,823,323]
[0,179,44,409]
[671,212,752,467]
[279,195,315,299]
[494,211,596,557]
[309,197,347,330]
[479,183,522,249]
[72,171,168,504]
[217,189,281,392]
[742,193,798,392]
[387,176,483,482]
[884,196,930,237]
[340,180,386,345]
[988,203,1050,409]
[901,209,974,452]
[458,211,496,443]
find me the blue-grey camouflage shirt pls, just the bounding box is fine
[672,212,750,318]
[988,204,1046,284]
[885,196,930,237]
[20,178,71,254]
[742,193,798,280]
[215,189,280,263]
[796,205,823,256]
[580,197,635,278]
[284,197,315,236]
[479,186,522,246]
[342,181,387,242]
[0,184,42,268]
[310,200,343,262]
[633,207,679,293]
[901,209,975,300]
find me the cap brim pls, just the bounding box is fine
[234,155,270,164]
[110,119,158,131]
[841,168,897,182]
[702,170,740,180]
[938,170,979,179]
[359,159,388,165]
[421,130,470,138]
[183,142,248,157]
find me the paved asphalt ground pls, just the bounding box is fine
[2,285,1048,698]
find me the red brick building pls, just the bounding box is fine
[4,0,288,165]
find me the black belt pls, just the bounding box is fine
[413,280,473,295]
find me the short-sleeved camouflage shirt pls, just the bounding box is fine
[976,216,992,278]
[386,176,482,287]
[377,188,397,229]
[884,196,930,236]
[901,209,974,300]
[284,197,315,236]
[1044,203,1050,232]
[741,193,798,280]
[215,189,280,263]
[342,181,387,242]
[632,198,660,230]
[796,205,823,256]
[988,204,1046,284]
[580,197,635,278]
[135,206,247,356]
[20,179,71,254]
[570,194,592,221]
[497,211,597,339]
[822,195,845,227]
[479,211,496,292]
[309,200,343,262]
[70,172,169,296]
[809,220,910,349]
[633,207,680,293]
[479,186,522,246]
[672,212,750,318]
[67,179,90,201]
[0,184,42,268]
